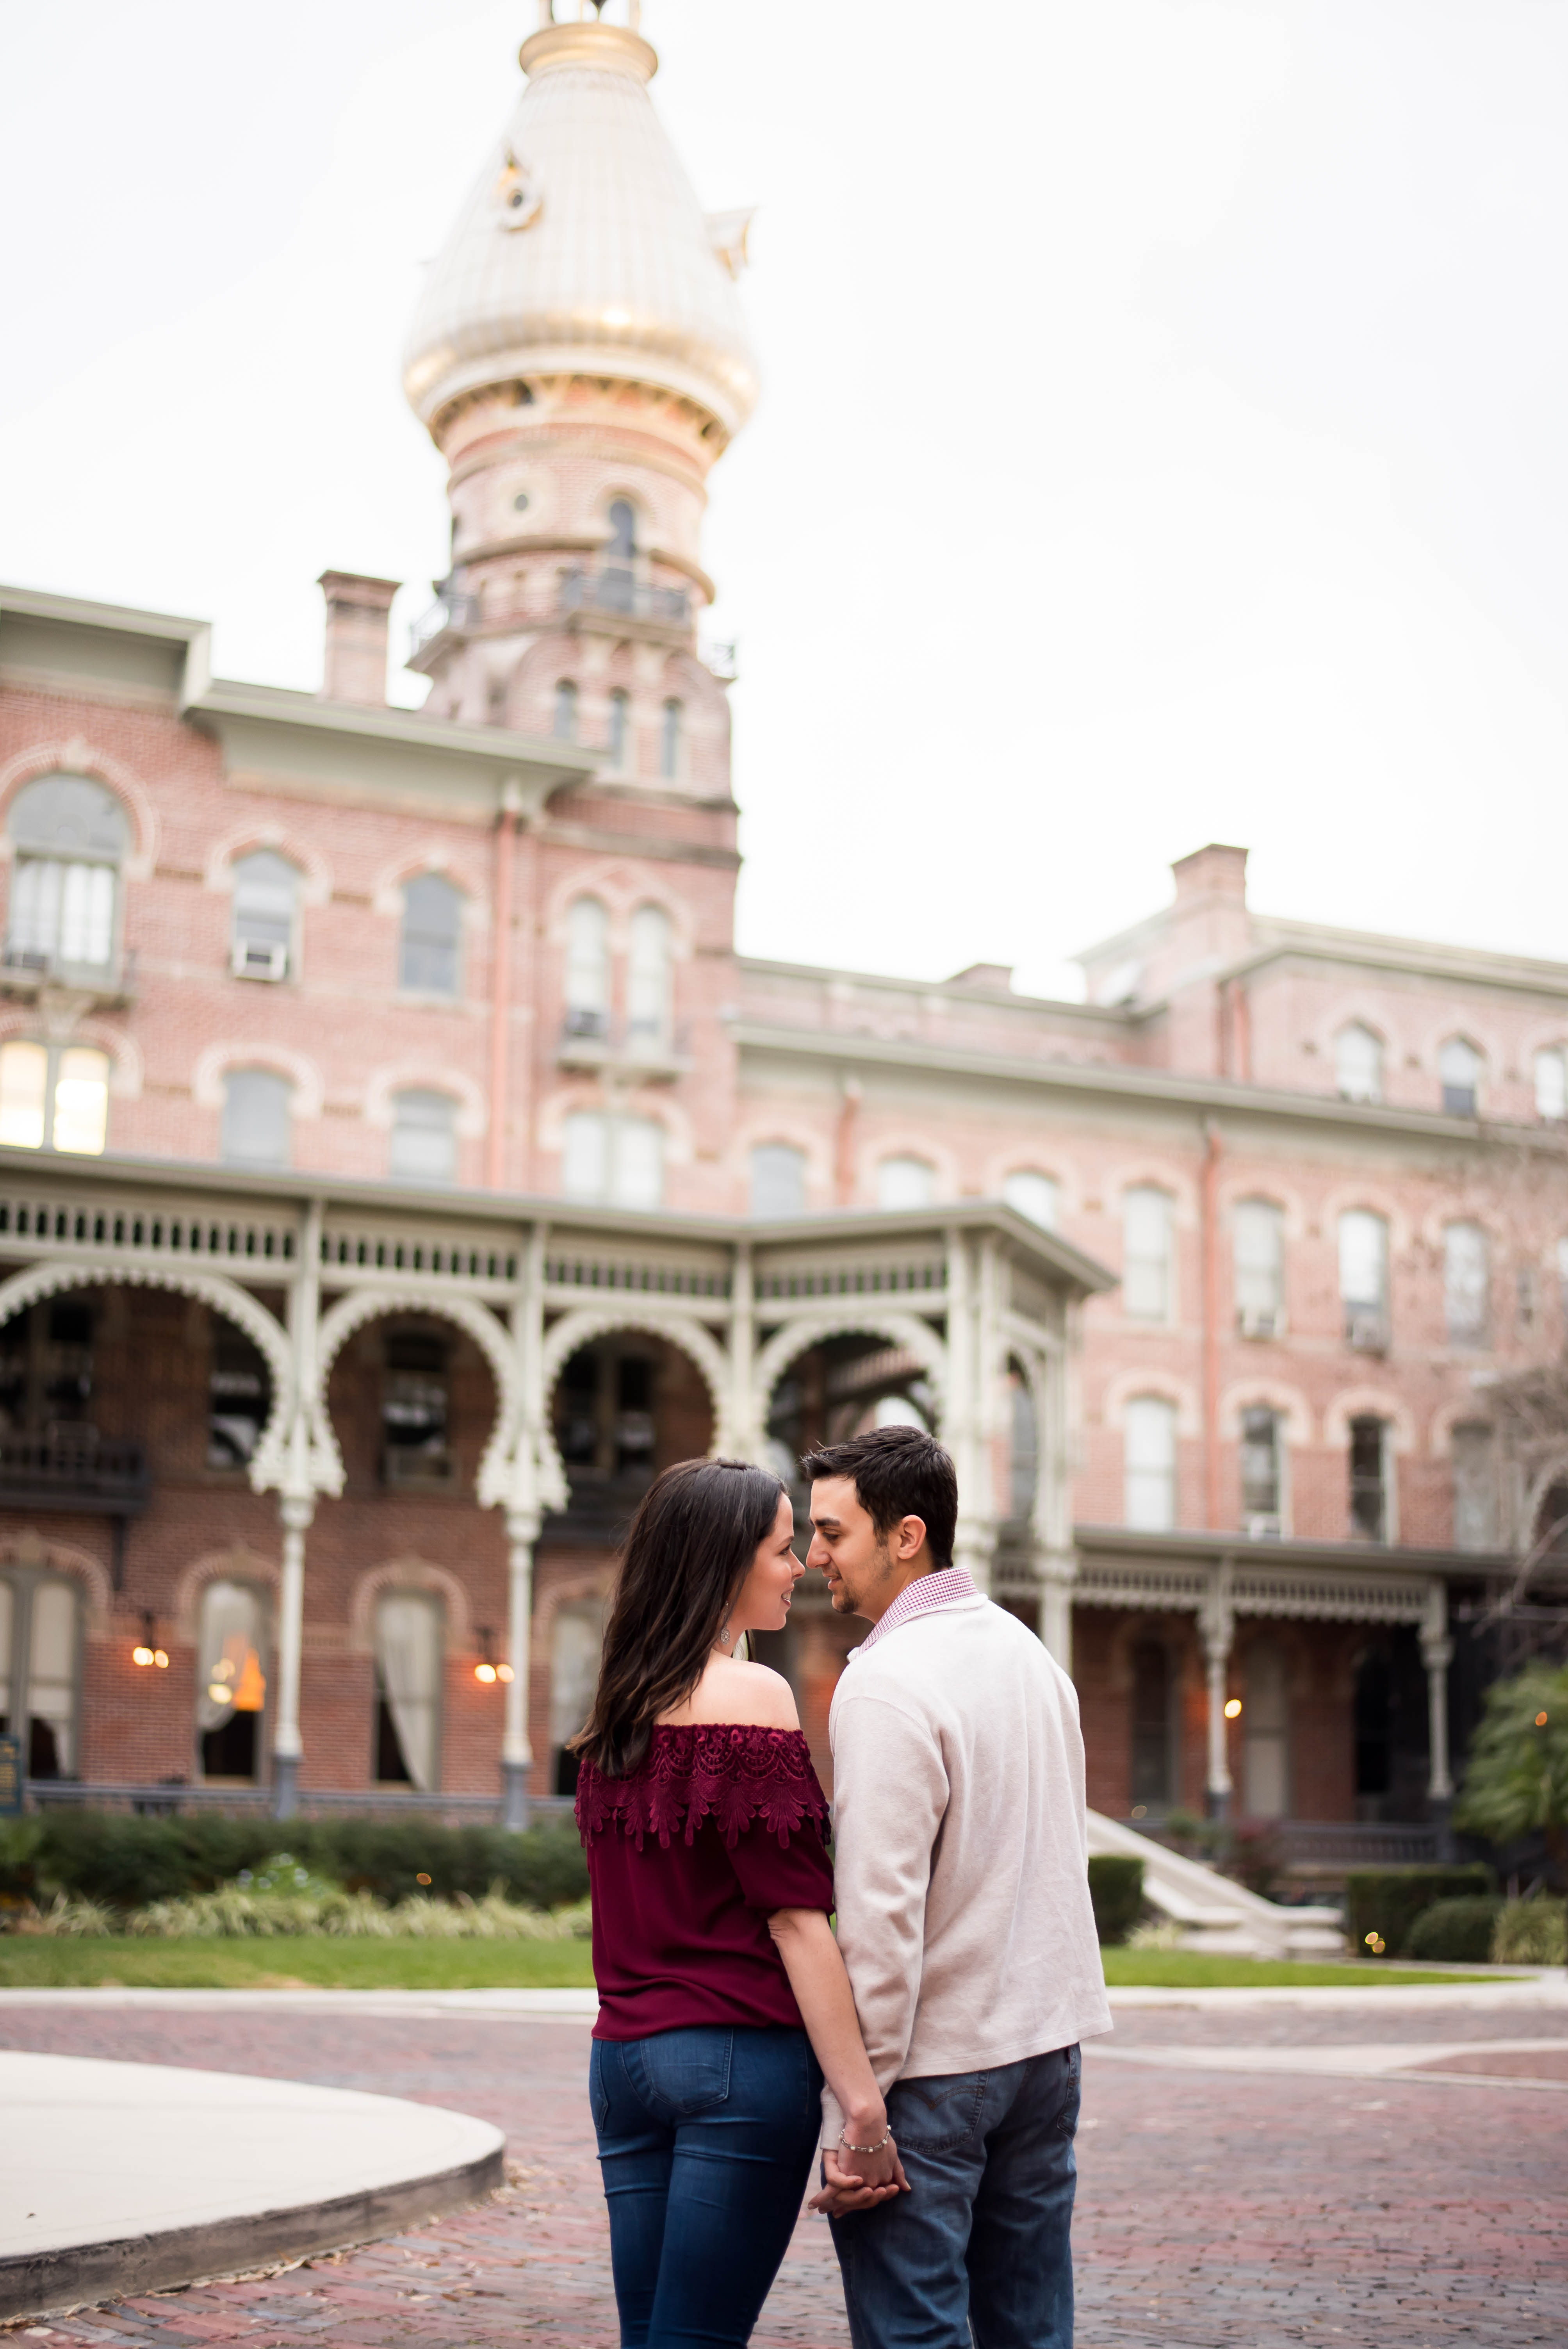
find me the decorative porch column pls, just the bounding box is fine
[502,1508,540,1831]
[1036,1553,1078,1672]
[1199,1562,1235,1821]
[946,1227,996,1590]
[1420,1581,1454,1852]
[729,1240,760,1462]
[271,1494,314,1819]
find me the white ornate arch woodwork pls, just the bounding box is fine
[536,1305,736,1492]
[750,1311,949,1436]
[0,1258,294,1492]
[312,1287,522,1507]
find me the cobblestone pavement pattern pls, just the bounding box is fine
[2,2003,1564,2347]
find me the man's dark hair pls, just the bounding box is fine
[800,1423,958,1570]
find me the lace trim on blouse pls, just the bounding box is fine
[576,1724,830,1852]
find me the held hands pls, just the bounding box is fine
[808,2130,909,2217]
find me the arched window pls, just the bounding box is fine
[1129,1639,1173,1811]
[607,499,637,561]
[1450,1422,1497,1552]
[877,1156,936,1210]
[1349,1414,1392,1542]
[1008,1364,1037,1522]
[608,689,631,769]
[1438,1036,1481,1117]
[564,896,610,1037]
[750,1142,807,1217]
[1123,1185,1174,1321]
[660,699,682,781]
[561,1111,664,1208]
[221,1068,292,1170]
[1338,1209,1389,1347]
[1233,1199,1284,1333]
[7,773,127,974]
[0,1572,79,1778]
[383,1325,452,1485]
[389,1089,458,1185]
[0,1040,109,1157]
[551,1598,606,1797]
[1334,1023,1383,1103]
[196,1579,267,1782]
[208,1318,272,1470]
[554,679,579,741]
[1535,1047,1567,1122]
[1241,1639,1289,1818]
[1444,1221,1489,1346]
[1124,1396,1177,1530]
[373,1589,443,1789]
[1003,1169,1059,1230]
[399,873,462,997]
[1239,1406,1284,1533]
[627,904,673,1050]
[231,850,300,982]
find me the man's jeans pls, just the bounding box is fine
[829,2045,1080,2349]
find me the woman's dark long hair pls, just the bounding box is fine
[572,1457,785,1779]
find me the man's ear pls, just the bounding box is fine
[896,1513,928,1564]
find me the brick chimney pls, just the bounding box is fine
[1171,842,1249,912]
[317,571,400,705]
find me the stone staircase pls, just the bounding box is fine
[1087,1812,1345,1959]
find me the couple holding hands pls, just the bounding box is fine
[575,1424,1110,2349]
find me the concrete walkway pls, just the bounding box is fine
[0,2051,503,2324]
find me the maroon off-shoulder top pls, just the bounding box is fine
[576,1723,834,2041]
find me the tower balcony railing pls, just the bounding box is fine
[556,1008,692,1076]
[0,1426,150,1515]
[558,568,690,627]
[409,589,482,658]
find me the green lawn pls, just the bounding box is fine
[0,1936,1504,1993]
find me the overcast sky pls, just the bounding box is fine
[4,1,1566,997]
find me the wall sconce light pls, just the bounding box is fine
[474,1627,513,1686]
[1222,1697,1242,1720]
[132,1612,169,1670]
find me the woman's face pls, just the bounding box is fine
[727,1490,803,1637]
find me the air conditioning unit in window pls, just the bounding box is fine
[1345,1310,1390,1355]
[1238,1306,1280,1340]
[232,940,288,982]
[1245,1513,1283,1542]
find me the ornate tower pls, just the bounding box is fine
[402,0,757,795]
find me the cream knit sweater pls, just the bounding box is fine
[823,1588,1112,2147]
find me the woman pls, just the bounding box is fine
[575,1457,905,2349]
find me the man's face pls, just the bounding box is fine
[807,1474,894,1617]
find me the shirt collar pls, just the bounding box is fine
[852,1565,982,1659]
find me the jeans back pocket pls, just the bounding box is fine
[628,2026,734,2121]
[887,2072,985,2153]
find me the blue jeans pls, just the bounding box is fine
[590,2025,823,2348]
[829,2045,1081,2349]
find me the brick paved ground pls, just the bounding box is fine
[3,2001,1566,2347]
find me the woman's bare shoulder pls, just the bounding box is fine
[662,1659,800,1731]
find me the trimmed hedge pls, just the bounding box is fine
[1404,1896,1502,1964]
[1343,1866,1493,1960]
[2,1812,588,1916]
[1088,1855,1144,1946]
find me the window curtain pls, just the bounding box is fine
[196,1580,265,1736]
[27,1581,77,1776]
[375,1592,442,1791]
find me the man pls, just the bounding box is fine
[804,1423,1110,2349]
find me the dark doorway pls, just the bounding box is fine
[1130,1639,1173,1809]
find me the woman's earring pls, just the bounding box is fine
[719,1616,732,1647]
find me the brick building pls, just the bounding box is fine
[0,2,1561,1841]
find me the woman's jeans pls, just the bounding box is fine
[590,2024,823,2349]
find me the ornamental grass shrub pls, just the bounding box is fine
[1491,1896,1568,1966]
[1403,1896,1502,1964]
[32,1859,597,1940]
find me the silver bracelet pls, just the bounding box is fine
[839,2127,893,2156]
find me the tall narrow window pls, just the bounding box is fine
[1008,1366,1038,1522]
[607,689,631,769]
[1334,1024,1383,1103]
[1444,1221,1489,1346]
[627,904,673,1050]
[221,1069,292,1170]
[1535,1047,1568,1122]
[399,873,462,997]
[51,1049,109,1155]
[373,1590,442,1789]
[7,774,127,975]
[551,1599,606,1797]
[1241,1640,1289,1818]
[383,1327,452,1486]
[1129,1640,1172,1810]
[561,1112,664,1209]
[207,1320,272,1470]
[877,1156,936,1210]
[0,1041,110,1157]
[389,1089,458,1185]
[554,679,579,741]
[1338,1210,1389,1348]
[750,1142,807,1217]
[1349,1415,1391,1542]
[1438,1036,1481,1117]
[1450,1422,1497,1552]
[1003,1169,1059,1230]
[1123,1186,1174,1321]
[660,699,682,781]
[606,499,636,560]
[1124,1395,1177,1531]
[564,896,610,1037]
[231,850,299,982]
[25,1579,78,1778]
[1233,1199,1284,1333]
[1239,1406,1283,1533]
[196,1579,266,1782]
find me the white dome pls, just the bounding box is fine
[403,20,759,440]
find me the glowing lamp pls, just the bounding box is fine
[497,1663,515,1683]
[132,1645,155,1668]
[154,1649,169,1668]
[1222,1697,1243,1720]
[475,1661,498,1684]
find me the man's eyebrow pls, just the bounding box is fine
[811,1513,843,1531]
